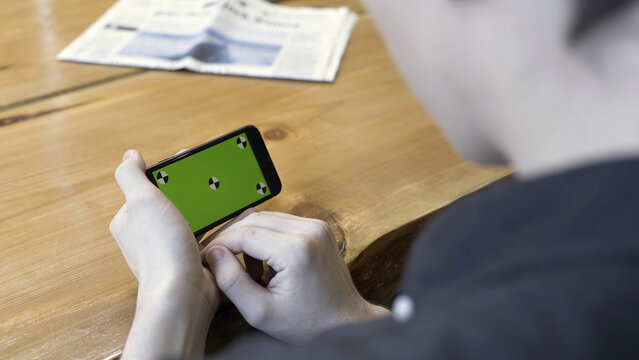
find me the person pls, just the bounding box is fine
[109,0,639,359]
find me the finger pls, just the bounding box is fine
[206,246,269,321]
[264,265,277,285]
[243,253,264,283]
[200,208,257,250]
[261,211,324,224]
[217,211,312,240]
[206,226,293,272]
[114,150,154,201]
[260,211,330,235]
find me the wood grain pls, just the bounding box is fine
[0,11,508,360]
[0,0,143,109]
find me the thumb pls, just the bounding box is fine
[114,149,154,201]
[206,246,269,325]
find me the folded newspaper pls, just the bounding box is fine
[58,0,357,82]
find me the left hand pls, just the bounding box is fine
[110,149,223,360]
[110,149,219,315]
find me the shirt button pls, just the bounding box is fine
[392,294,414,323]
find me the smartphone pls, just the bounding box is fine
[145,125,282,236]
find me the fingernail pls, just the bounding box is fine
[208,247,225,265]
[123,150,135,161]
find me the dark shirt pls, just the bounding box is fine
[209,159,639,359]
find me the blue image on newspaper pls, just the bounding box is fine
[119,27,282,67]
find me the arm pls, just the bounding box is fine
[110,150,220,360]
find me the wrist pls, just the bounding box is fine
[122,278,214,360]
[138,276,216,333]
[138,277,216,317]
[335,295,390,327]
[361,300,391,320]
[139,270,219,315]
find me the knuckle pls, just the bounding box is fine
[299,221,332,251]
[234,226,257,250]
[293,235,317,265]
[218,269,242,293]
[239,226,258,242]
[309,220,330,239]
[114,161,132,180]
[109,212,124,236]
[109,217,119,235]
[245,303,269,328]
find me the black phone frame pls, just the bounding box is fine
[145,125,282,237]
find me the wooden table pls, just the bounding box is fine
[0,1,508,359]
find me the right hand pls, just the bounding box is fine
[200,210,389,344]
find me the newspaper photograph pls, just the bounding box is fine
[57,0,357,82]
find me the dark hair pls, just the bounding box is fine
[573,0,638,40]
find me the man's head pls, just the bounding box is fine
[365,0,639,175]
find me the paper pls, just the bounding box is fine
[57,0,357,82]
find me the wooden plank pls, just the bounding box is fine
[0,0,364,109]
[0,0,143,109]
[0,15,508,359]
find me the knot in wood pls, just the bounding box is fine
[264,128,286,140]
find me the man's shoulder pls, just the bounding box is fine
[401,157,639,297]
[391,158,639,359]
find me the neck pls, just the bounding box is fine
[486,1,639,180]
[501,34,639,179]
[511,131,639,180]
[504,80,639,180]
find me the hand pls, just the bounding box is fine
[201,211,390,344]
[110,149,219,359]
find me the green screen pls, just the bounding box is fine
[152,133,271,232]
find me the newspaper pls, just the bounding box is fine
[57,0,357,82]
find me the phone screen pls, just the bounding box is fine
[150,132,272,233]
